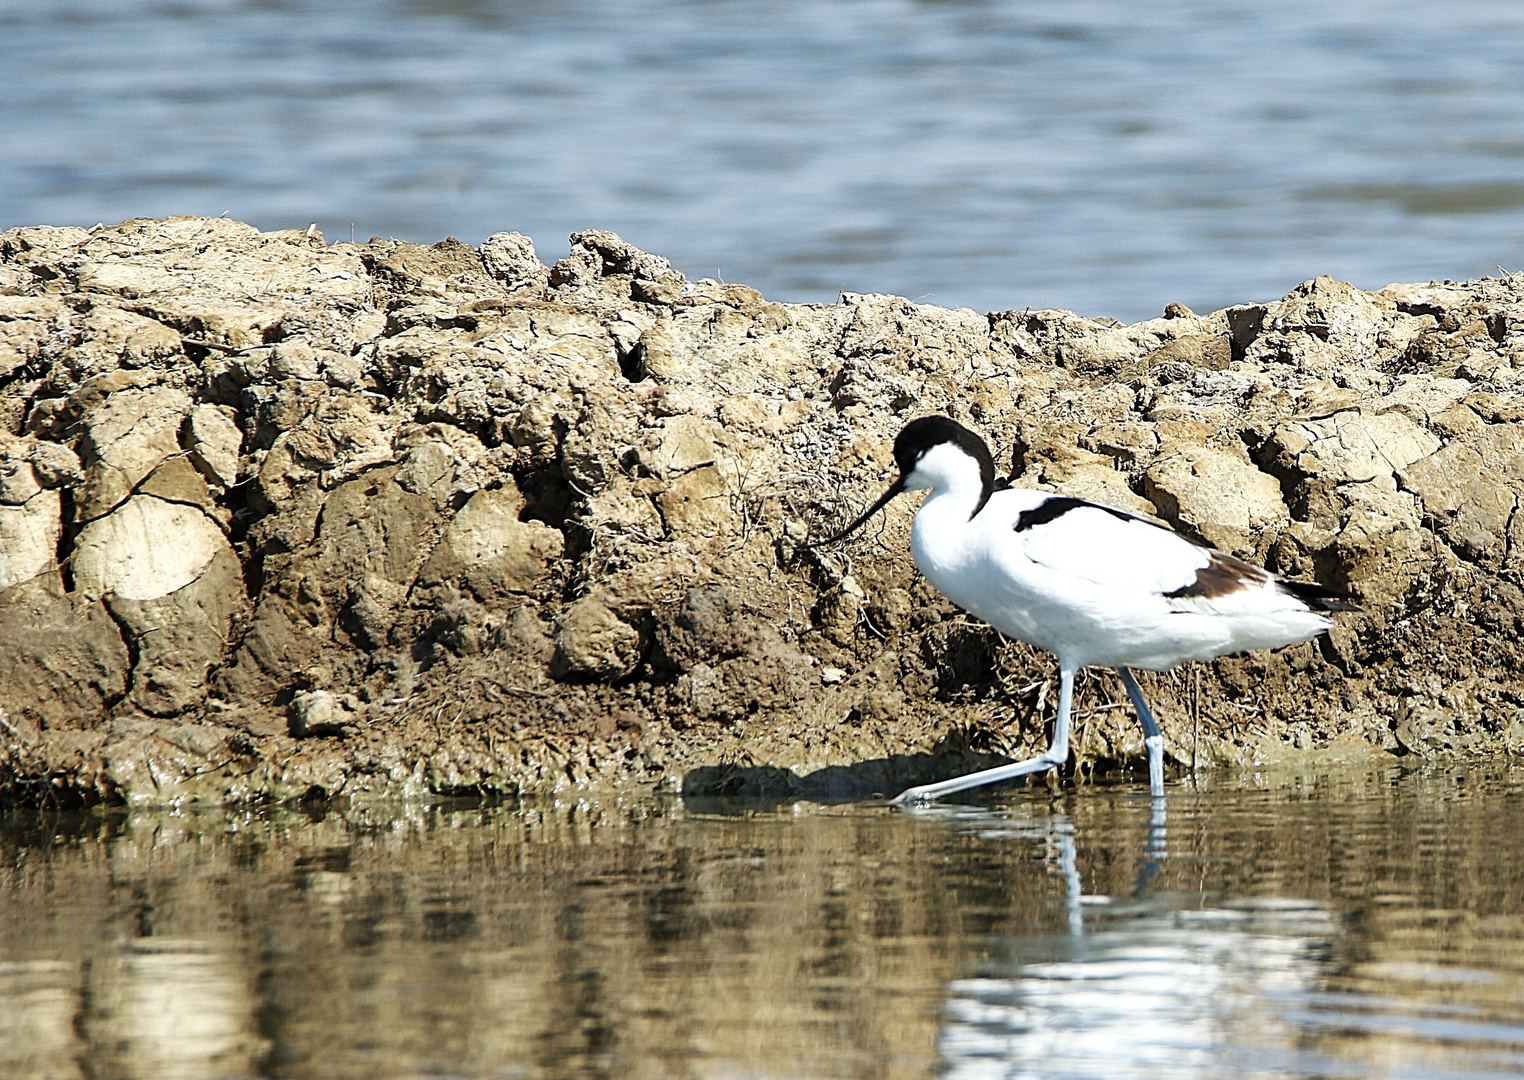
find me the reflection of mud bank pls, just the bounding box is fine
[3,217,1524,806]
[8,770,1524,1079]
[1,802,971,1080]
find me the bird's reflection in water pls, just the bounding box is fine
[913,796,1338,1080]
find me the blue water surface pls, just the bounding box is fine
[3,0,1524,320]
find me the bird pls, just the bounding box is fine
[810,415,1356,805]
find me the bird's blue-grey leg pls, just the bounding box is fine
[890,663,1077,806]
[1116,667,1165,798]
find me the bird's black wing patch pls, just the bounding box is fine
[1014,496,1136,533]
[1163,550,1268,600]
[1165,550,1362,612]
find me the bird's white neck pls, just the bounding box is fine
[902,441,990,570]
[907,473,987,581]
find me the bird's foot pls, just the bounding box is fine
[887,784,940,808]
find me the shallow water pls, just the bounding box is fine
[6,764,1524,1079]
[4,1,1524,319]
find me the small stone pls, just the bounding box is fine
[821,666,846,685]
[289,689,361,738]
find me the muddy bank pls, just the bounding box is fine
[2,216,1522,807]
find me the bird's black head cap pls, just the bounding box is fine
[808,415,997,547]
[892,415,996,508]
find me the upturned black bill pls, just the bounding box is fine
[805,477,906,547]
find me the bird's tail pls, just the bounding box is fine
[1277,578,1360,612]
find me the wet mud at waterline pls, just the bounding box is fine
[4,217,1524,807]
[6,766,1524,1079]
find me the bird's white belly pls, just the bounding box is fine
[927,564,1185,668]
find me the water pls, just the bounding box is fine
[6,764,1524,1079]
[4,1,1524,320]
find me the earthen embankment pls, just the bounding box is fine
[2,217,1521,806]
